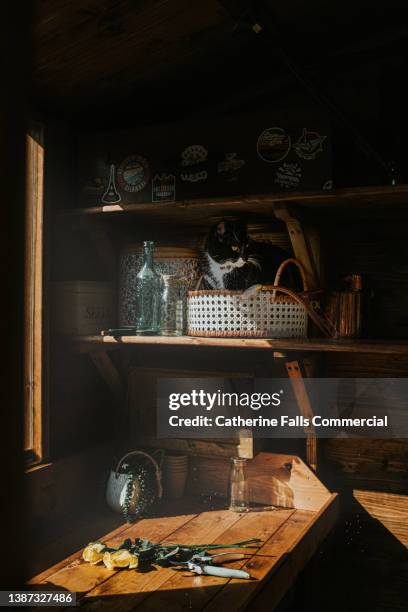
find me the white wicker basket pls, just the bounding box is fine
[187,258,310,338]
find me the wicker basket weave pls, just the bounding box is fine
[187,258,311,338]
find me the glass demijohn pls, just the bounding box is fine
[229,457,249,512]
[159,275,185,336]
[135,241,161,335]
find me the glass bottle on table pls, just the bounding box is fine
[229,458,249,512]
[135,241,161,335]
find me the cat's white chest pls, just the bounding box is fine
[205,254,246,288]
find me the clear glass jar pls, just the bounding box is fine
[229,458,249,512]
[159,275,185,336]
[135,241,161,335]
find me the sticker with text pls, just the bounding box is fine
[257,127,291,163]
[117,154,150,193]
[180,144,208,182]
[152,173,176,202]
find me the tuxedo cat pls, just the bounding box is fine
[202,219,296,290]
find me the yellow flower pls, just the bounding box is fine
[82,542,106,565]
[103,549,139,571]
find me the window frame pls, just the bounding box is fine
[24,125,48,464]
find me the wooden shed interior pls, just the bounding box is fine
[2,1,408,610]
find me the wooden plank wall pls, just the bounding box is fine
[321,218,408,494]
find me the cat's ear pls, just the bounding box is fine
[216,221,226,236]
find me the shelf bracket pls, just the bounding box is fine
[286,359,317,471]
[273,203,319,290]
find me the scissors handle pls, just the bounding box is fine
[200,565,251,580]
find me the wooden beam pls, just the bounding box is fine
[59,185,408,221]
[74,335,408,356]
[272,203,319,289]
[285,360,317,471]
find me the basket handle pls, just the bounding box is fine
[114,450,163,499]
[194,275,204,290]
[259,284,336,338]
[273,258,308,293]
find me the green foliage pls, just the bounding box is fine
[88,537,262,571]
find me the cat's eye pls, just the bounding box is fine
[231,246,239,252]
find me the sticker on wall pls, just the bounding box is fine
[294,128,326,160]
[181,144,208,167]
[152,174,176,202]
[180,144,208,182]
[275,163,302,189]
[101,164,122,204]
[180,170,208,183]
[257,127,291,163]
[217,153,245,181]
[117,155,150,193]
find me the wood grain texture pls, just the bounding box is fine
[31,511,198,593]
[33,0,226,106]
[24,131,45,459]
[202,494,338,612]
[187,453,331,511]
[272,203,319,290]
[245,495,339,612]
[75,335,408,355]
[29,495,338,612]
[323,438,408,493]
[285,360,317,471]
[60,185,408,224]
[353,489,408,547]
[132,509,295,612]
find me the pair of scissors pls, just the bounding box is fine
[173,552,251,579]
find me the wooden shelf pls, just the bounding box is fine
[74,334,408,356]
[60,184,408,226]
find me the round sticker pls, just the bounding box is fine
[257,127,291,163]
[117,155,150,193]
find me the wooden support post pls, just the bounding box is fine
[273,203,319,290]
[285,360,318,471]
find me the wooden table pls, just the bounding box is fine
[30,493,338,611]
